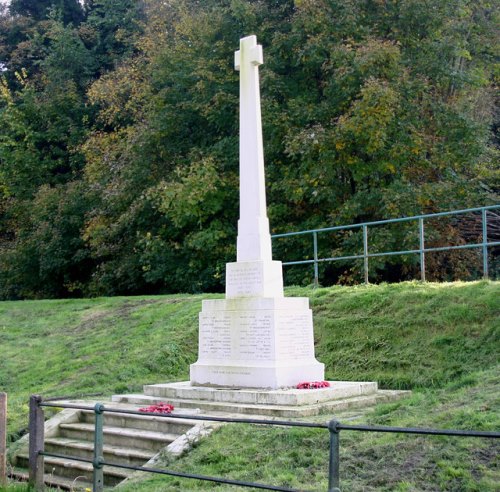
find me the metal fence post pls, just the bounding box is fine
[313,231,319,287]
[419,218,426,282]
[328,419,341,492]
[0,392,6,487]
[29,394,45,491]
[363,225,369,284]
[93,403,105,492]
[482,208,488,279]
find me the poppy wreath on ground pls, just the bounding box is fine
[296,381,330,389]
[138,403,174,414]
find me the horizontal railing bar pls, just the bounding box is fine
[38,452,300,491]
[39,402,328,428]
[42,393,104,402]
[337,423,500,438]
[367,242,500,258]
[283,256,358,266]
[423,241,500,253]
[40,402,499,438]
[272,205,500,238]
[102,408,328,428]
[40,402,98,410]
[99,460,301,491]
[282,241,500,266]
[40,451,93,464]
[35,399,500,492]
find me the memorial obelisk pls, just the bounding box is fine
[190,35,324,389]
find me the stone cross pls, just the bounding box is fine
[234,35,273,263]
[189,36,325,389]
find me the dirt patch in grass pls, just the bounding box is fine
[470,442,500,479]
[76,309,110,330]
[73,299,162,332]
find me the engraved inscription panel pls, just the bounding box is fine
[276,311,313,359]
[227,264,262,296]
[236,313,273,360]
[210,368,252,376]
[199,313,232,360]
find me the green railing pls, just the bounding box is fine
[272,205,500,285]
[27,396,500,492]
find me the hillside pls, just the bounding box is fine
[1,281,499,490]
[1,281,497,437]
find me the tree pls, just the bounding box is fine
[0,182,93,299]
[10,0,84,25]
[83,0,144,71]
[0,0,498,298]
[0,17,94,198]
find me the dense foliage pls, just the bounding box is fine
[0,0,498,298]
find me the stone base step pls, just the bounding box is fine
[45,436,154,466]
[59,422,179,451]
[10,468,92,491]
[80,408,200,434]
[112,390,410,417]
[16,454,132,486]
[144,380,378,405]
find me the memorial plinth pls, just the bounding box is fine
[190,295,324,389]
[190,35,324,389]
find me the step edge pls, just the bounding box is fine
[59,422,180,439]
[44,438,154,459]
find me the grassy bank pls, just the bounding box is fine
[309,281,499,388]
[0,292,211,439]
[0,281,499,489]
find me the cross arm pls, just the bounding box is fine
[234,36,263,71]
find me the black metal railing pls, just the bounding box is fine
[25,395,500,492]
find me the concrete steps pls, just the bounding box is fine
[16,453,132,486]
[9,469,92,491]
[59,422,179,451]
[9,402,200,490]
[45,437,154,466]
[81,409,199,434]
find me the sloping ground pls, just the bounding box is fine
[1,293,209,440]
[309,281,499,388]
[1,281,498,490]
[1,281,498,439]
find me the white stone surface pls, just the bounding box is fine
[235,35,272,263]
[226,260,283,298]
[145,381,378,406]
[164,423,218,458]
[191,293,324,388]
[190,361,324,389]
[202,296,309,312]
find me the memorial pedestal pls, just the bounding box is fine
[134,36,395,407]
[190,262,324,389]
